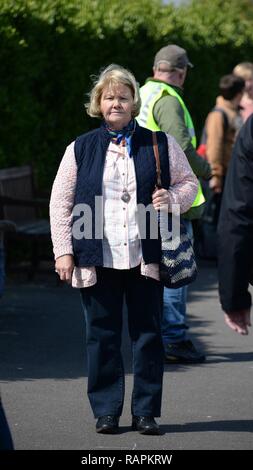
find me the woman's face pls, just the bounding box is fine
[100,83,134,130]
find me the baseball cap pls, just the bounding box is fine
[154,44,193,70]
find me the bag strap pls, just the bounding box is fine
[152,132,162,188]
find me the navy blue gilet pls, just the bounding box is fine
[72,121,170,267]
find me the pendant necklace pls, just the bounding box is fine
[111,121,136,203]
[117,144,131,203]
[121,188,131,203]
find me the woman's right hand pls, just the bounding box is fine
[55,254,74,284]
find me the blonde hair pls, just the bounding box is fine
[86,64,141,118]
[233,62,253,81]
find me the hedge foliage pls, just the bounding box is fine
[1,0,253,190]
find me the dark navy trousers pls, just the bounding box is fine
[80,266,164,418]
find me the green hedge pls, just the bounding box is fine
[1,0,253,190]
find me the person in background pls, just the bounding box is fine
[196,75,245,261]
[0,223,16,450]
[0,395,14,450]
[205,74,245,196]
[233,62,253,122]
[138,44,211,364]
[218,115,253,335]
[50,64,198,434]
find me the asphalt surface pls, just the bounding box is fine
[0,262,252,450]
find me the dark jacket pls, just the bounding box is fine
[72,122,170,267]
[218,115,253,311]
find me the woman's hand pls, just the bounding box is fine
[152,188,170,211]
[55,254,74,284]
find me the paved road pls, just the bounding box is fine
[0,262,252,450]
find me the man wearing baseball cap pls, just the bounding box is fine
[138,44,211,364]
[154,44,193,69]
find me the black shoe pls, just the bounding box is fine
[132,416,160,435]
[164,340,206,364]
[96,415,119,434]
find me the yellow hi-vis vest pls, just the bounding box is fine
[137,80,205,208]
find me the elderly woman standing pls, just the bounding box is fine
[50,64,198,435]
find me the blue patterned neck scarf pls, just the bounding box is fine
[105,119,136,156]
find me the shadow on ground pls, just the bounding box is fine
[0,261,224,382]
[159,419,253,434]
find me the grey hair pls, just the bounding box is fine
[85,64,141,118]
